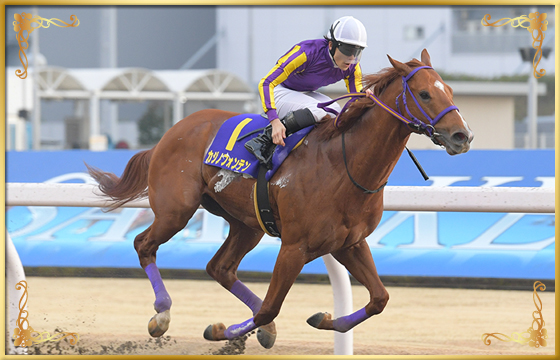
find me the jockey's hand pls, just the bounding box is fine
[270,118,286,146]
[365,88,374,97]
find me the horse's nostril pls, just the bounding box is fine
[452,132,467,144]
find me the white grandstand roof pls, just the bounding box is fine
[24,66,255,101]
[8,66,257,141]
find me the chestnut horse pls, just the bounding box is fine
[87,49,473,349]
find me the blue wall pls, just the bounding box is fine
[6,149,555,279]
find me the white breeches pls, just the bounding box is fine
[272,84,342,122]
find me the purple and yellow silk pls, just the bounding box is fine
[259,39,363,122]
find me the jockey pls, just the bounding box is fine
[245,16,371,168]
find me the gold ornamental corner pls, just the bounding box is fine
[481,12,548,79]
[13,13,79,79]
[12,280,80,348]
[482,281,547,348]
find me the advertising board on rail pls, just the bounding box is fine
[6,149,555,280]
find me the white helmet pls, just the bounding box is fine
[326,16,368,49]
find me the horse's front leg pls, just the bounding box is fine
[307,239,389,333]
[211,244,306,340]
[203,218,277,348]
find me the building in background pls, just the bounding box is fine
[5,5,555,151]
[217,6,555,85]
[6,6,222,151]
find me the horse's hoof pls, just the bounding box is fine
[306,312,333,330]
[148,310,170,337]
[203,323,226,341]
[257,322,277,349]
[203,325,214,341]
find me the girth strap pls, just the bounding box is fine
[253,166,281,237]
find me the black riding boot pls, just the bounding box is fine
[245,108,316,169]
[244,124,274,166]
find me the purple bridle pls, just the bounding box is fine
[397,66,459,137]
[318,65,459,139]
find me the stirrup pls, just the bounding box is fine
[246,142,275,170]
[244,137,263,154]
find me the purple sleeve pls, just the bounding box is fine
[258,45,308,122]
[266,109,279,122]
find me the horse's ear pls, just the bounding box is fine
[387,55,412,76]
[420,49,432,67]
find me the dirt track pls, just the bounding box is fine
[8,277,555,356]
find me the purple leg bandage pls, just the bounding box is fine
[145,263,172,313]
[224,317,257,339]
[332,307,370,333]
[230,280,263,315]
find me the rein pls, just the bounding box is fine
[318,66,459,139]
[341,132,387,194]
[317,66,456,193]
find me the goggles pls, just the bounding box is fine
[337,42,364,58]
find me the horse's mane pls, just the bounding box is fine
[315,58,424,141]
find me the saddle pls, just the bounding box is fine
[204,114,313,238]
[204,113,311,181]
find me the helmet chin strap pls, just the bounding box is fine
[329,45,337,58]
[329,22,340,58]
[328,46,340,68]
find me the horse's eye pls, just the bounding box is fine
[419,91,431,100]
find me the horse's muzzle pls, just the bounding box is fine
[435,128,474,155]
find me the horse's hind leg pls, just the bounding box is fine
[204,218,277,348]
[135,197,200,337]
[307,239,389,333]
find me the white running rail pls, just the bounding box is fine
[5,182,555,355]
[6,183,555,213]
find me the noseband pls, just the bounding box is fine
[316,65,460,194]
[396,66,459,139]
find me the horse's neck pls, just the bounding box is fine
[343,90,410,190]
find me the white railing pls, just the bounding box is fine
[6,183,555,212]
[5,183,555,355]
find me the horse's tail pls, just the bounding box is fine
[86,149,153,211]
